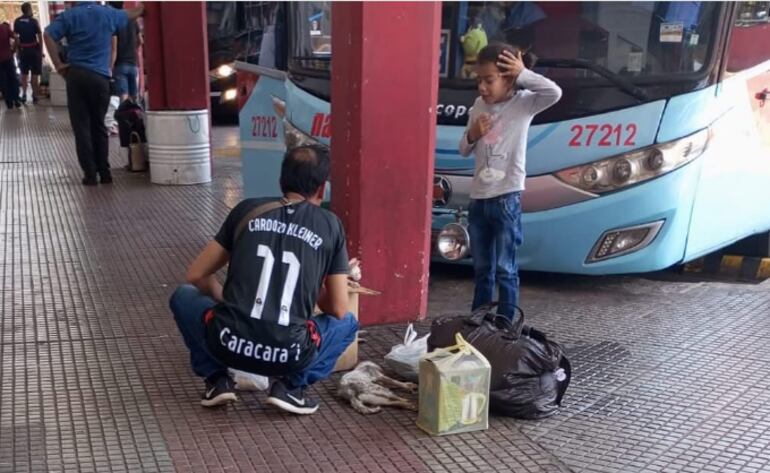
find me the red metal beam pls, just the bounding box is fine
[331,2,441,324]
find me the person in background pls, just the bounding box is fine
[0,20,21,110]
[13,3,43,104]
[108,1,142,102]
[43,2,144,186]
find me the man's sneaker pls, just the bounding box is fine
[201,373,237,407]
[266,380,318,415]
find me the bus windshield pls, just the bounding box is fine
[450,2,720,81]
[207,2,282,68]
[288,2,724,121]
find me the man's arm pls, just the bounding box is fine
[10,31,18,54]
[316,274,349,319]
[110,35,117,70]
[126,5,144,21]
[35,19,42,47]
[43,32,68,75]
[186,241,230,302]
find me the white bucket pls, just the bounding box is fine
[147,110,211,185]
[49,72,67,107]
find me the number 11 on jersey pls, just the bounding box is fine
[251,244,301,326]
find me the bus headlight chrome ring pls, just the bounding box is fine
[437,222,470,261]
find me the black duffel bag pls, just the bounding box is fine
[428,303,572,419]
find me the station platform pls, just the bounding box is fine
[1,105,769,473]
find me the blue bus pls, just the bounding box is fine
[236,1,770,275]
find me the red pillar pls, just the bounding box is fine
[331,2,440,325]
[143,1,209,111]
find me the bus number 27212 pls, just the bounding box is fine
[569,123,637,147]
[251,115,278,139]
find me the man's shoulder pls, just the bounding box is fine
[304,206,346,242]
[230,197,278,217]
[296,202,339,221]
[316,206,344,227]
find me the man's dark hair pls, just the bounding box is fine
[21,3,32,16]
[279,145,331,198]
[108,1,125,9]
[478,42,538,71]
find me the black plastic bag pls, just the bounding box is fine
[429,304,571,419]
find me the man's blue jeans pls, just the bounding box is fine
[468,192,523,320]
[169,284,359,388]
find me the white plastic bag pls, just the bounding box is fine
[229,369,269,391]
[384,324,429,381]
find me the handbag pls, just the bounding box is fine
[128,132,147,172]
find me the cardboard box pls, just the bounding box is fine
[331,286,379,372]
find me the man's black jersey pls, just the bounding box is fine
[206,198,349,375]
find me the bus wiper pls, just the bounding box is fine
[537,58,649,102]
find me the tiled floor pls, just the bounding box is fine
[1,105,769,473]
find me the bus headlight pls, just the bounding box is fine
[283,118,323,150]
[217,64,235,78]
[210,63,236,79]
[437,223,470,261]
[556,128,710,193]
[222,88,237,102]
[272,96,325,150]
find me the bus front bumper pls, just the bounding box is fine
[431,160,702,275]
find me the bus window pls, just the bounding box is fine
[453,2,719,81]
[726,1,770,72]
[289,2,332,73]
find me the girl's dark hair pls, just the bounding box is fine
[279,145,331,198]
[477,42,538,71]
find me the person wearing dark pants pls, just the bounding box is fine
[0,21,20,110]
[13,3,43,104]
[42,2,143,185]
[169,146,357,414]
[65,66,111,184]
